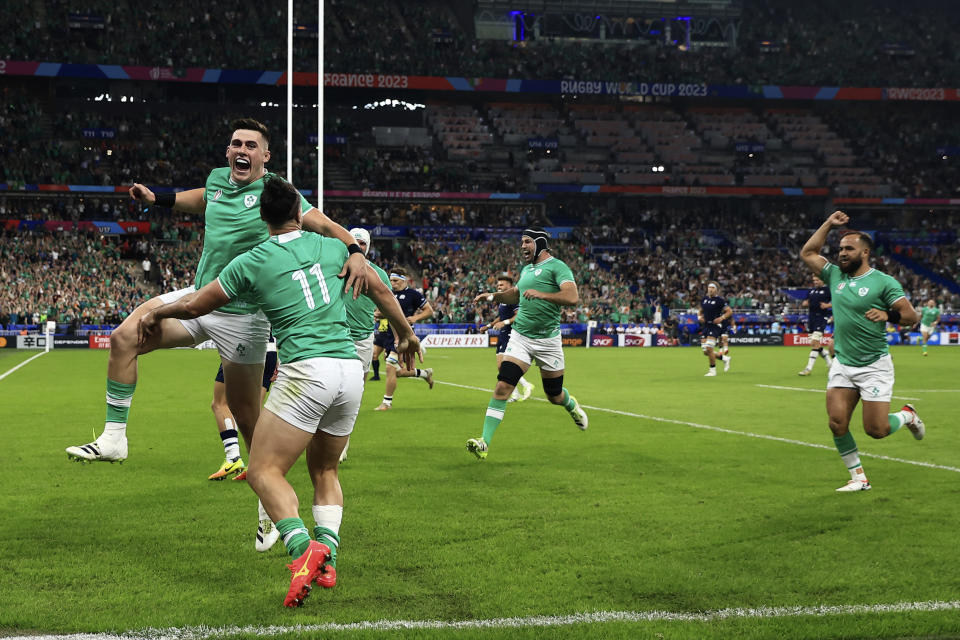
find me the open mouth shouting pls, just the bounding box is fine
[233,156,252,177]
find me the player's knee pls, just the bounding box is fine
[827,415,849,436]
[109,324,136,352]
[385,353,400,369]
[701,338,715,353]
[497,361,524,387]
[542,375,564,399]
[864,421,889,439]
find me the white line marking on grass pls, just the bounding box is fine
[439,381,960,474]
[898,389,960,393]
[0,350,47,382]
[9,600,960,639]
[755,384,921,402]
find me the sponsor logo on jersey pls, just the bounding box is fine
[213,189,223,201]
[244,194,258,208]
[534,269,542,276]
[837,283,846,291]
[858,287,870,296]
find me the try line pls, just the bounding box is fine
[438,381,960,474]
[7,599,960,639]
[0,351,48,383]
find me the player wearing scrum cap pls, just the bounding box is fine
[467,228,588,460]
[698,281,733,377]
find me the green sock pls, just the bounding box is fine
[313,526,340,567]
[888,412,904,434]
[833,432,860,470]
[481,398,508,445]
[561,388,577,413]
[105,378,136,425]
[277,517,312,559]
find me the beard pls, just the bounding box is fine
[839,255,863,274]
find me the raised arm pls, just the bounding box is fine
[129,184,206,215]
[800,210,848,274]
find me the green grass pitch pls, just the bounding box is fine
[1,345,959,639]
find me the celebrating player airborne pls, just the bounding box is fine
[137,176,420,606]
[800,210,925,492]
[467,228,588,460]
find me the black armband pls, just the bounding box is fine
[347,243,364,255]
[886,309,901,324]
[154,192,176,209]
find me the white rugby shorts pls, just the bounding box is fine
[920,324,934,335]
[354,332,374,373]
[264,357,364,436]
[159,286,269,365]
[502,331,565,372]
[827,354,895,402]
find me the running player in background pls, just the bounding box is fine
[338,227,391,462]
[137,176,420,606]
[478,272,534,402]
[918,299,940,356]
[467,229,588,461]
[798,275,834,376]
[800,210,925,493]
[375,267,435,411]
[698,282,732,377]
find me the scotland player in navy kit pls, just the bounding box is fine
[699,281,733,376]
[479,273,534,402]
[375,267,435,410]
[799,275,834,376]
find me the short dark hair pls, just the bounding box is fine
[230,117,270,147]
[840,229,874,253]
[259,175,300,227]
[497,273,514,284]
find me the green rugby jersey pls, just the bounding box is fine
[344,260,390,341]
[820,262,906,367]
[513,256,576,340]
[921,306,940,326]
[196,168,311,314]
[217,231,357,363]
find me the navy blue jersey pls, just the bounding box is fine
[807,286,832,332]
[395,287,426,319]
[498,302,518,335]
[700,295,728,325]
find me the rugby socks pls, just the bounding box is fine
[834,432,866,480]
[518,376,532,392]
[313,505,343,564]
[482,398,507,444]
[220,419,241,461]
[416,369,428,379]
[888,410,913,435]
[104,378,136,440]
[372,359,380,378]
[806,350,819,371]
[277,517,312,560]
[561,388,578,413]
[381,395,393,407]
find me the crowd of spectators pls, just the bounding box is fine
[5,0,960,87]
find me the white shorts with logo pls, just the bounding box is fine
[264,357,364,436]
[921,324,934,335]
[159,286,270,365]
[827,354,895,402]
[503,331,565,372]
[354,332,374,373]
